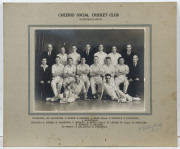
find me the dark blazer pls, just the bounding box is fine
[39,66,51,83]
[41,51,56,67]
[81,50,94,66]
[121,49,135,66]
[128,62,142,80]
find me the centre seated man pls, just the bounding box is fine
[89,56,103,99]
[48,74,87,103]
[76,57,90,93]
[63,57,76,89]
[100,74,141,102]
[102,57,115,84]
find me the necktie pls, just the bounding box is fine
[49,52,51,56]
[86,51,89,55]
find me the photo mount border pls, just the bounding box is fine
[28,24,152,116]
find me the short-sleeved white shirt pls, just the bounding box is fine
[68,52,81,66]
[57,53,68,66]
[94,51,107,65]
[89,64,103,77]
[64,65,76,77]
[102,64,115,77]
[77,64,90,76]
[108,52,121,66]
[115,64,129,77]
[51,63,64,78]
[69,80,86,95]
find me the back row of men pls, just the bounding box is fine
[39,43,142,101]
[41,43,137,67]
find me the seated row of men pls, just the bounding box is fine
[39,55,142,103]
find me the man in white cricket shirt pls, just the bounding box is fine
[115,57,129,94]
[100,74,140,102]
[63,57,76,89]
[102,57,115,84]
[68,45,81,66]
[94,44,107,65]
[76,57,90,94]
[108,46,121,66]
[57,46,68,66]
[49,56,64,98]
[89,56,103,99]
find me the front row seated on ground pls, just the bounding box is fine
[46,73,141,103]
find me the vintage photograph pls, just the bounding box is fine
[34,28,145,112]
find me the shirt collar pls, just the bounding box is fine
[134,62,137,65]
[40,64,48,68]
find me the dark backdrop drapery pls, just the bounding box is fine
[35,29,144,99]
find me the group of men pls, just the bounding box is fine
[39,43,143,103]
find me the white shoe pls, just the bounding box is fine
[121,98,127,103]
[60,99,67,103]
[125,94,133,102]
[133,97,141,101]
[46,97,52,101]
[51,97,58,102]
[117,99,121,103]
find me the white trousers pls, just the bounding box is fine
[80,75,90,90]
[63,77,75,89]
[51,76,63,96]
[90,76,102,94]
[115,75,129,93]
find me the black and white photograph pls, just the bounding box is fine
[34,28,145,112]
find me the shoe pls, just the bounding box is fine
[46,97,52,101]
[97,93,101,100]
[60,99,67,103]
[121,98,127,103]
[125,94,132,102]
[117,99,121,102]
[133,97,141,101]
[51,97,58,102]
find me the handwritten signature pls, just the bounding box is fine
[137,122,163,134]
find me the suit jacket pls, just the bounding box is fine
[121,50,135,66]
[41,51,56,67]
[39,66,51,83]
[81,50,94,66]
[128,62,143,80]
